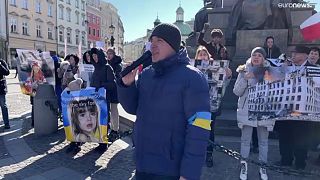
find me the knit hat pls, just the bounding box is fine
[291,45,310,54]
[150,23,181,52]
[251,47,266,58]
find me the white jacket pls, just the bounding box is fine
[233,59,275,131]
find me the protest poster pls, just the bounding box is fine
[61,87,109,143]
[16,49,55,96]
[194,59,230,112]
[78,63,95,88]
[247,66,320,122]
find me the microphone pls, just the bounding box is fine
[120,42,152,78]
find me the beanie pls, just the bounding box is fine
[251,47,266,58]
[291,45,310,54]
[150,23,181,52]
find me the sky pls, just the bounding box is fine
[105,0,320,42]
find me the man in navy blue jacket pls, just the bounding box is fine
[118,23,212,180]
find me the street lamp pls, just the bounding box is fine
[109,24,115,47]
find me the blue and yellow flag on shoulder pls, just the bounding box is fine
[61,87,109,143]
[187,112,212,130]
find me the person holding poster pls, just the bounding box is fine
[118,23,211,180]
[233,47,272,180]
[276,46,315,170]
[90,48,116,152]
[194,46,232,168]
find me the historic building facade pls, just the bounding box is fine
[7,0,57,67]
[57,0,87,57]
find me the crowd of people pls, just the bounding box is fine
[0,21,319,180]
[197,22,320,180]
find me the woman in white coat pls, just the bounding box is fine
[233,47,274,180]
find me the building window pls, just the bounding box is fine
[48,27,53,39]
[93,29,96,36]
[76,12,79,24]
[76,32,79,45]
[36,25,41,37]
[219,74,223,80]
[10,18,17,33]
[279,97,282,101]
[81,0,85,10]
[88,27,91,35]
[75,0,79,8]
[67,29,72,43]
[81,14,85,26]
[291,96,295,101]
[36,0,41,13]
[22,0,28,9]
[93,16,96,24]
[286,96,289,101]
[298,86,301,92]
[10,0,16,6]
[59,28,64,42]
[59,6,64,19]
[48,4,52,17]
[22,22,28,35]
[82,34,86,45]
[66,9,71,22]
[296,104,300,110]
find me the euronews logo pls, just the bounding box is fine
[275,1,316,9]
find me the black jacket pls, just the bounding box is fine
[0,59,10,95]
[90,50,118,103]
[263,45,282,59]
[108,55,122,79]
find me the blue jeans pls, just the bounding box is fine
[0,95,9,126]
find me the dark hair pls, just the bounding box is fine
[310,47,320,54]
[211,29,223,38]
[265,36,274,42]
[65,54,80,65]
[83,51,92,64]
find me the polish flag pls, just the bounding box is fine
[300,12,320,41]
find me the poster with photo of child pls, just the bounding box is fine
[194,59,230,112]
[16,49,55,96]
[247,66,320,122]
[61,87,109,143]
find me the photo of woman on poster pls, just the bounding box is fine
[69,98,101,142]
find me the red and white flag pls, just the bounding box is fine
[300,12,320,41]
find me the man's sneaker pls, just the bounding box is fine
[4,125,10,129]
[259,167,268,180]
[239,160,247,180]
[206,152,213,168]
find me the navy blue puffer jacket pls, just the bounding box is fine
[118,48,211,180]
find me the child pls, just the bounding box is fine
[69,98,101,143]
[233,47,273,180]
[194,46,232,167]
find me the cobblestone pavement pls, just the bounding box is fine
[1,71,320,180]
